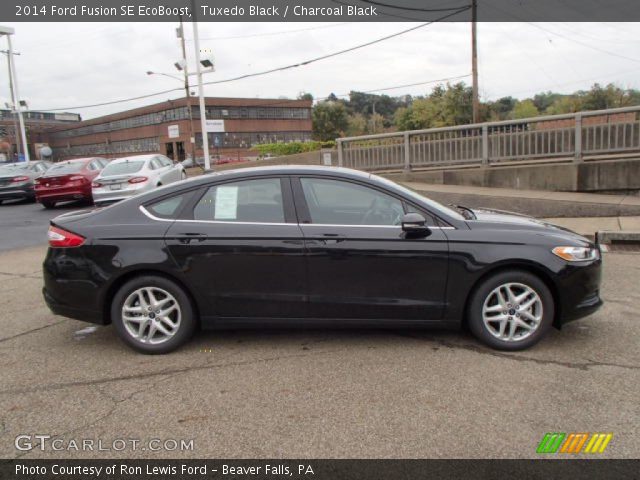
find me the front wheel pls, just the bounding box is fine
[111,275,196,354]
[467,270,554,351]
[41,200,56,209]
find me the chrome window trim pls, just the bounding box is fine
[139,205,454,229]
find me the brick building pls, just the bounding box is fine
[45,97,313,162]
[0,109,81,161]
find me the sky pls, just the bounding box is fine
[1,21,639,119]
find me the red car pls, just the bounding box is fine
[35,157,109,208]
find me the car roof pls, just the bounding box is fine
[197,165,372,183]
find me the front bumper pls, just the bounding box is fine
[555,258,603,326]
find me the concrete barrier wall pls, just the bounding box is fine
[213,149,337,171]
[384,158,640,193]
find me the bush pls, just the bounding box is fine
[254,141,335,157]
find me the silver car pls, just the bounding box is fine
[92,154,186,205]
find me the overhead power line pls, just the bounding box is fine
[28,7,469,113]
[358,0,471,12]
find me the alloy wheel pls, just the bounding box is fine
[121,287,181,344]
[482,282,543,342]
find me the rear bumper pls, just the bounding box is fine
[42,248,106,325]
[36,186,92,203]
[0,185,34,200]
[92,188,141,204]
[43,287,105,324]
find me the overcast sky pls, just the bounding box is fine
[1,21,639,119]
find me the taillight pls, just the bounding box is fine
[47,226,85,248]
[11,175,29,182]
[92,182,102,188]
[128,176,148,184]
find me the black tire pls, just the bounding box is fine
[467,270,554,351]
[111,275,196,354]
[41,200,56,209]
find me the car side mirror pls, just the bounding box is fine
[401,213,431,237]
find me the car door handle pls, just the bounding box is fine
[177,232,208,243]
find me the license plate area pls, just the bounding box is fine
[110,184,122,190]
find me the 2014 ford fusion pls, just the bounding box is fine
[43,166,602,354]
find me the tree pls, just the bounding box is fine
[346,113,368,136]
[297,92,314,101]
[392,82,474,130]
[312,101,349,141]
[512,99,538,119]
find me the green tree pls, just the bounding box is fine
[512,99,539,119]
[312,101,349,141]
[346,113,368,136]
[297,92,314,101]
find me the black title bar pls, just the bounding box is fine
[1,459,640,480]
[2,0,640,22]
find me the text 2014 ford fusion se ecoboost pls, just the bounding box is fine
[42,166,602,354]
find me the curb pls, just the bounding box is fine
[596,230,640,245]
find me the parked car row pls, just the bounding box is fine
[0,154,186,208]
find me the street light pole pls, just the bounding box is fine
[1,49,21,158]
[1,27,29,162]
[190,0,211,171]
[178,16,196,164]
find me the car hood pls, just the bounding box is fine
[468,207,586,238]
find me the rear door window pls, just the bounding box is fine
[193,178,285,223]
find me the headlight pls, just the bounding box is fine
[552,246,600,262]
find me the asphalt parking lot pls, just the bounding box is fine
[0,202,638,459]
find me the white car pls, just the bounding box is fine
[92,154,186,205]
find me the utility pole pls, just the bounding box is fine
[1,49,21,158]
[0,27,29,161]
[177,16,196,163]
[471,0,480,123]
[190,0,211,171]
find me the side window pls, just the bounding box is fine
[149,159,159,170]
[146,193,188,219]
[193,178,284,223]
[300,178,404,226]
[87,161,98,171]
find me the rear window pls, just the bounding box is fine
[47,162,85,175]
[101,160,145,176]
[147,193,189,219]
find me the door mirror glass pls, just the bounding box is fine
[401,213,431,236]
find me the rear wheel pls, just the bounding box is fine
[111,275,196,354]
[467,270,554,351]
[41,200,56,209]
[181,171,187,180]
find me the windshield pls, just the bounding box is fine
[46,162,86,175]
[101,160,145,176]
[371,174,465,221]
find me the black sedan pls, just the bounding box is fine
[43,166,602,354]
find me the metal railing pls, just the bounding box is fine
[336,106,640,171]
